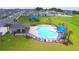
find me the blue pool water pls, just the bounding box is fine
[36,26,58,39]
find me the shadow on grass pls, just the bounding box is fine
[0,35,6,42]
[62,30,74,46]
[62,39,73,46]
[25,35,32,39]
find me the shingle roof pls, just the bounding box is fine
[0,32,2,35]
[0,16,16,27]
[9,23,27,30]
[0,12,22,27]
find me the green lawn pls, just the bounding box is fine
[0,16,79,51]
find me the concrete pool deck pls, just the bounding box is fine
[28,25,61,42]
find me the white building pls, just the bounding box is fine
[45,11,56,16]
[0,27,8,35]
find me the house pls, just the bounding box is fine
[9,23,29,35]
[22,10,57,16]
[35,10,57,16]
[45,10,57,16]
[0,27,8,35]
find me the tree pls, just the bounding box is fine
[35,7,43,11]
[72,10,79,14]
[57,8,63,12]
[63,32,68,39]
[14,19,18,23]
[62,23,65,26]
[24,23,30,32]
[45,8,48,11]
[49,8,57,11]
[49,7,63,12]
[4,24,11,27]
[63,30,73,45]
[62,32,68,45]
[67,30,73,40]
[35,7,43,16]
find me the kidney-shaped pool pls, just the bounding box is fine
[36,26,58,39]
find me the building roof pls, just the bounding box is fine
[0,12,22,27]
[57,26,66,32]
[0,32,2,35]
[9,23,27,30]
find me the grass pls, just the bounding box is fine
[0,16,79,51]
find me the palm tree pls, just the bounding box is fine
[62,23,65,26]
[67,30,73,45]
[24,26,30,38]
[62,32,69,45]
[63,30,73,45]
[63,32,68,39]
[67,31,73,39]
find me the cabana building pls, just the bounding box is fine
[9,23,29,35]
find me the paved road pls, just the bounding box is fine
[0,11,24,27]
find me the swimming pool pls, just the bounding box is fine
[29,25,59,42]
[36,26,58,39]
